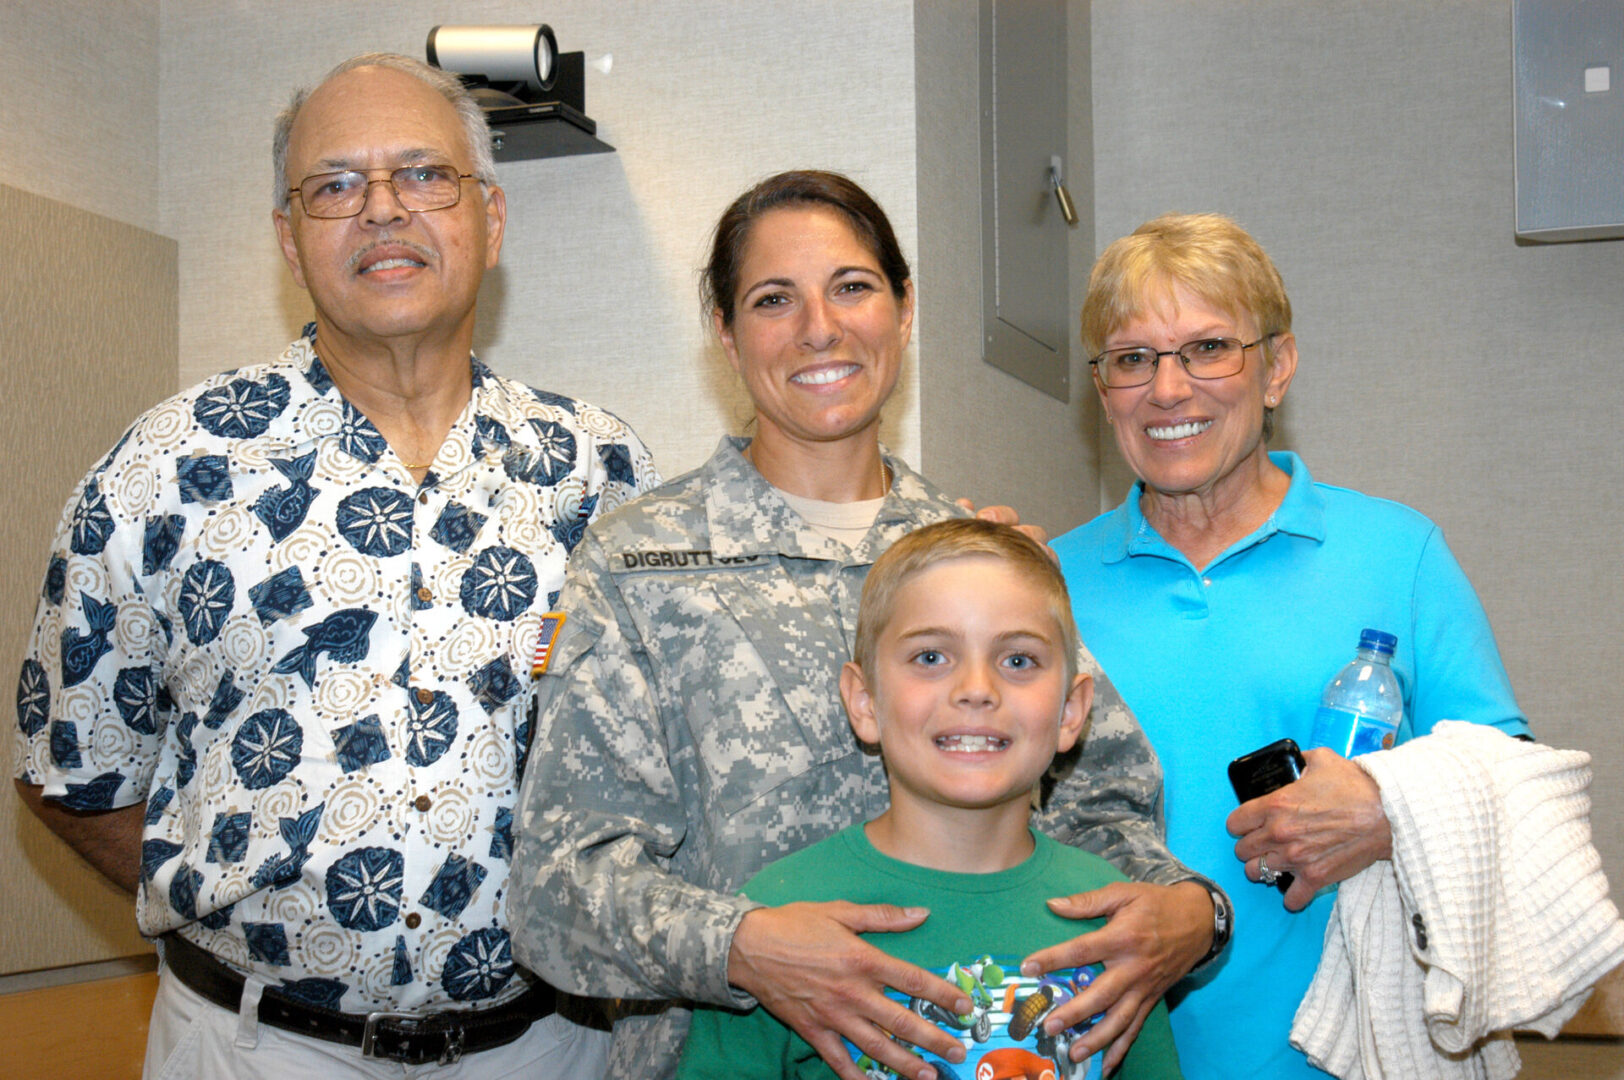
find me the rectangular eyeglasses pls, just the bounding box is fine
[289,164,477,219]
[1089,336,1266,388]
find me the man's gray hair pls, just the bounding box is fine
[273,52,498,211]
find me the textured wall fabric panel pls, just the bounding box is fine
[160,0,920,481]
[0,183,175,974]
[0,0,161,232]
[1091,0,1624,909]
[914,1,1101,536]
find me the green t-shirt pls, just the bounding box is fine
[676,825,1183,1080]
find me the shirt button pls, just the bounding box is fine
[416,586,433,603]
[418,492,429,505]
[414,794,432,812]
[1202,577,1213,587]
[415,688,434,705]
[404,912,422,929]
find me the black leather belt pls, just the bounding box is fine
[162,932,555,1064]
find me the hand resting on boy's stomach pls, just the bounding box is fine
[727,878,1208,1080]
[1023,879,1215,1072]
[728,900,971,1080]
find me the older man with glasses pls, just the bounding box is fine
[12,52,656,1078]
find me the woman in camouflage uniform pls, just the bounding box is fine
[507,172,1223,1080]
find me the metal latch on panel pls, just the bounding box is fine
[979,0,1078,402]
[427,24,614,162]
[1050,155,1078,226]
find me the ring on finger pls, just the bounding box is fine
[1257,855,1280,885]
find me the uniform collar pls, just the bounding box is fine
[1101,450,1326,565]
[702,436,953,561]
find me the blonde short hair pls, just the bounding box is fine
[1080,212,1292,359]
[854,519,1080,683]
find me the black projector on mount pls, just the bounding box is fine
[426,24,614,162]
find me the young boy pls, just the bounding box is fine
[676,519,1182,1080]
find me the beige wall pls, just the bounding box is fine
[0,0,171,977]
[0,185,175,972]
[0,0,162,233]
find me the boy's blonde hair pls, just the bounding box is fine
[854,519,1080,682]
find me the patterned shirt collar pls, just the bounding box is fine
[288,332,505,486]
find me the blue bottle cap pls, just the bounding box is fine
[1358,628,1398,655]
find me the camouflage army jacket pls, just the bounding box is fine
[508,437,1197,1077]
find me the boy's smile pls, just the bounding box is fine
[842,555,1092,871]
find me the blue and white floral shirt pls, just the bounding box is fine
[12,330,658,1014]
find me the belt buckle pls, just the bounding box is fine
[361,1011,417,1059]
[439,1026,465,1065]
[361,1010,466,1065]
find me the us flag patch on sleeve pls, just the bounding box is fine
[532,613,567,677]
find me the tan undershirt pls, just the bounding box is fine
[774,489,886,548]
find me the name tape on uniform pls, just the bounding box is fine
[618,550,767,571]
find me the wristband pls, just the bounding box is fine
[1183,877,1232,970]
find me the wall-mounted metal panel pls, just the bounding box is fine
[980,0,1073,400]
[1514,0,1624,242]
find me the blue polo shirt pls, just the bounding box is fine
[1052,452,1527,1080]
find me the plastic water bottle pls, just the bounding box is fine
[1311,629,1403,757]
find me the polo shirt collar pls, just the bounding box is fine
[1101,451,1326,565]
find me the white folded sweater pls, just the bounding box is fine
[1290,721,1624,1079]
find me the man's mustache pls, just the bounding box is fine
[347,236,437,271]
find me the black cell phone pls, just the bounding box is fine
[1227,738,1305,802]
[1227,738,1305,894]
